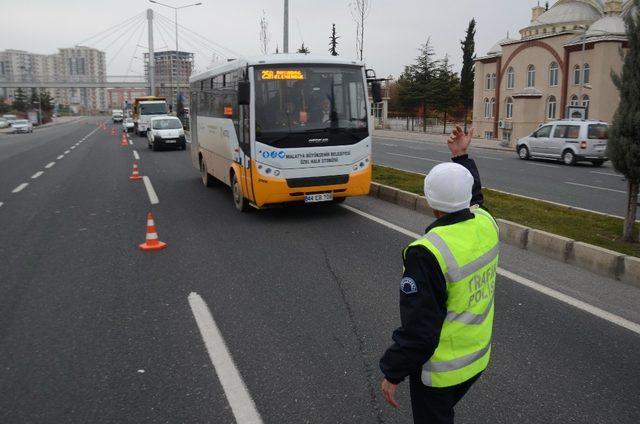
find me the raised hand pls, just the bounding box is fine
[447,126,474,157]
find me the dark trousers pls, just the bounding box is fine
[408,372,481,424]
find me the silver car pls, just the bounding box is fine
[516,120,608,166]
[11,119,34,134]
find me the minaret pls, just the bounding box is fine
[531,2,545,22]
[604,0,623,16]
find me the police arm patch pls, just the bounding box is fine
[400,277,418,294]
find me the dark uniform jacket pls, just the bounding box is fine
[380,155,486,384]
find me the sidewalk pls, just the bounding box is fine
[373,128,514,153]
[0,116,86,135]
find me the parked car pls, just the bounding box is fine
[122,117,135,133]
[11,119,34,134]
[0,118,8,129]
[516,120,609,166]
[2,114,17,124]
[147,116,186,151]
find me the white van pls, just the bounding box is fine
[516,120,608,166]
[147,116,186,151]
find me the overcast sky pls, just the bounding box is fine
[1,0,533,79]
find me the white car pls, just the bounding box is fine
[11,119,34,134]
[122,117,135,133]
[516,120,609,166]
[147,116,186,151]
[0,118,8,129]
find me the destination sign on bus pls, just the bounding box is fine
[260,70,305,80]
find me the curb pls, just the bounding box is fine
[372,131,514,153]
[368,181,640,288]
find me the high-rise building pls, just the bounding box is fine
[0,46,107,112]
[144,50,193,108]
[473,0,634,144]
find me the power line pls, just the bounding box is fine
[99,15,146,54]
[124,24,147,78]
[155,17,212,72]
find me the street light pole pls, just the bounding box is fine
[149,0,202,113]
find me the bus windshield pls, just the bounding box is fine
[254,65,368,148]
[140,103,167,115]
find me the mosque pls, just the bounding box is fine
[472,0,635,144]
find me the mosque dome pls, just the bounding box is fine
[586,15,626,36]
[487,36,516,55]
[534,1,602,25]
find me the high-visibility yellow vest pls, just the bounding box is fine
[404,208,499,388]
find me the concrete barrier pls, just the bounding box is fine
[416,196,435,217]
[397,190,419,210]
[378,184,398,203]
[525,229,574,262]
[497,219,529,249]
[568,242,624,278]
[369,182,381,199]
[620,256,640,288]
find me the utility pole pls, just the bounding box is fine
[147,9,156,96]
[283,0,289,53]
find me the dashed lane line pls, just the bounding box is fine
[565,182,626,194]
[57,155,65,160]
[525,162,557,169]
[133,150,140,160]
[64,150,70,154]
[31,171,44,179]
[70,146,76,150]
[189,292,264,424]
[0,202,3,207]
[45,162,55,169]
[591,171,623,178]
[12,183,29,193]
[129,140,133,145]
[340,204,640,337]
[142,176,159,205]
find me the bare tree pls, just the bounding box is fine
[259,10,271,55]
[349,0,372,61]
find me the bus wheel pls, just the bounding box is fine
[200,159,215,187]
[232,174,250,212]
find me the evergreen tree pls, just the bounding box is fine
[608,0,640,241]
[297,43,310,54]
[0,98,10,114]
[12,88,28,112]
[460,19,476,130]
[329,24,340,56]
[397,38,440,131]
[434,55,461,134]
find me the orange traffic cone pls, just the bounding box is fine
[121,134,128,146]
[139,213,167,251]
[129,161,142,180]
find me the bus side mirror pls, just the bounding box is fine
[238,81,250,105]
[371,81,382,103]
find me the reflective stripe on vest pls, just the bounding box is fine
[405,208,499,388]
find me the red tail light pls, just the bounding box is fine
[580,141,587,149]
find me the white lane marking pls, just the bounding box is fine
[377,142,397,147]
[133,150,140,160]
[31,171,44,179]
[565,182,626,194]
[188,292,264,424]
[526,162,557,169]
[45,162,55,169]
[0,202,3,207]
[476,155,503,161]
[12,183,29,193]
[129,140,133,145]
[340,204,640,336]
[591,171,622,178]
[57,155,65,160]
[142,176,159,205]
[64,150,70,154]
[387,153,442,163]
[70,146,76,150]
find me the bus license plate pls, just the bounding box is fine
[305,193,333,203]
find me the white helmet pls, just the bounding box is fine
[424,163,474,213]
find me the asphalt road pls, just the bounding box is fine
[1,119,640,423]
[372,134,634,218]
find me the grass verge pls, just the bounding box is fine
[372,164,640,258]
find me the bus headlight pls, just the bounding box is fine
[273,170,281,177]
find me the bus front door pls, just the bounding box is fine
[238,105,255,203]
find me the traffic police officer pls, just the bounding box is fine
[379,127,499,423]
